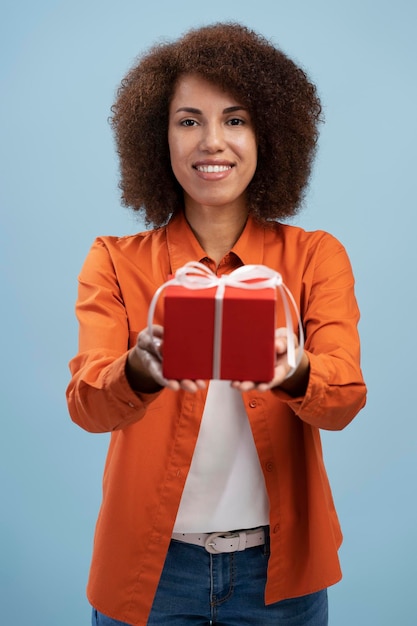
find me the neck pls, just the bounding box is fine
[184,205,248,266]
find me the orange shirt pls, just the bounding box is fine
[66,212,367,626]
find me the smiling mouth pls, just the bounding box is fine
[194,164,233,173]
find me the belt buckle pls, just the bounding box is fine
[204,531,246,554]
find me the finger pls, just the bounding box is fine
[141,352,169,387]
[255,382,271,392]
[274,334,299,356]
[151,324,164,338]
[250,363,292,392]
[275,327,288,338]
[138,330,163,360]
[230,380,256,392]
[164,379,181,391]
[178,379,206,393]
[274,328,287,354]
[275,328,299,343]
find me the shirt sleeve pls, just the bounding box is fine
[274,232,367,430]
[66,238,160,433]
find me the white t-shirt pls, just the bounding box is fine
[173,380,270,533]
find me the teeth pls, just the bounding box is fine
[196,164,231,173]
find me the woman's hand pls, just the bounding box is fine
[230,327,310,396]
[126,325,207,394]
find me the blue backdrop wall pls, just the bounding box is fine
[1,1,416,624]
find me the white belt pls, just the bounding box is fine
[172,527,266,554]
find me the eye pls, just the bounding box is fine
[227,118,245,126]
[180,119,198,127]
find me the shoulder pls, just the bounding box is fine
[79,226,169,282]
[82,227,168,267]
[260,222,355,288]
[275,222,344,247]
[265,222,349,260]
[94,226,166,254]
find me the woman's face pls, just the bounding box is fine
[168,74,257,215]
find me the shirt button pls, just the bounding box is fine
[265,461,274,472]
[249,400,257,408]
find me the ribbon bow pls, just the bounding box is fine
[148,261,304,379]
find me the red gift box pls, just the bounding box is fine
[162,281,276,381]
[147,262,302,382]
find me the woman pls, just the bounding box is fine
[67,22,367,626]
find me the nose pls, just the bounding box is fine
[200,122,225,153]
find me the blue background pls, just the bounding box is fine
[1,1,416,624]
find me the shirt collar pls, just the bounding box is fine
[166,212,207,273]
[166,211,266,273]
[230,214,265,266]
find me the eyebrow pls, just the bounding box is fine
[174,105,247,114]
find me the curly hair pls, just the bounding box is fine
[111,22,323,227]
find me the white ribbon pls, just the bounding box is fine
[147,261,304,380]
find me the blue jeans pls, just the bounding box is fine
[92,535,328,625]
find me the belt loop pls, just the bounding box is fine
[237,531,247,551]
